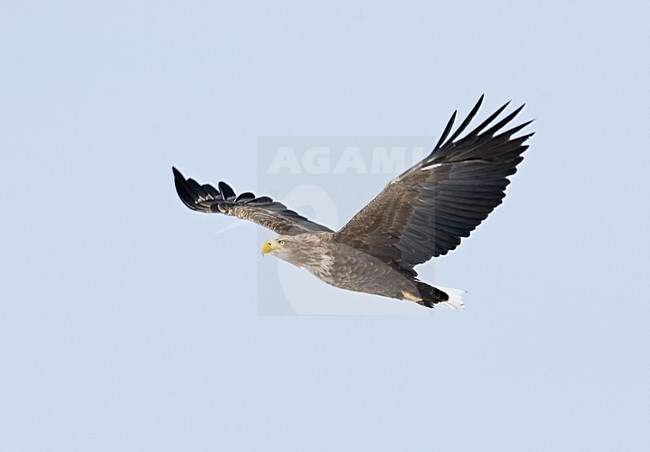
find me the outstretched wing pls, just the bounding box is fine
[173,167,332,235]
[334,96,533,273]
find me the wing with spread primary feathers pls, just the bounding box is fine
[173,167,332,235]
[334,95,533,274]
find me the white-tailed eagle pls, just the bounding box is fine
[173,96,533,309]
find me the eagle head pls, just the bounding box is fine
[261,236,292,256]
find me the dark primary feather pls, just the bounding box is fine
[334,96,533,274]
[173,167,332,235]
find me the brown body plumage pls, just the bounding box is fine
[263,233,443,305]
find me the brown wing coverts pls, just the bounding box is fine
[335,95,533,273]
[173,167,332,235]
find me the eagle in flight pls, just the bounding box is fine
[173,96,533,310]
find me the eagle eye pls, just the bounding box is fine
[278,240,285,245]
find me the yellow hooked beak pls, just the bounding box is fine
[261,240,277,256]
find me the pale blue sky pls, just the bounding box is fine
[2,1,649,450]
